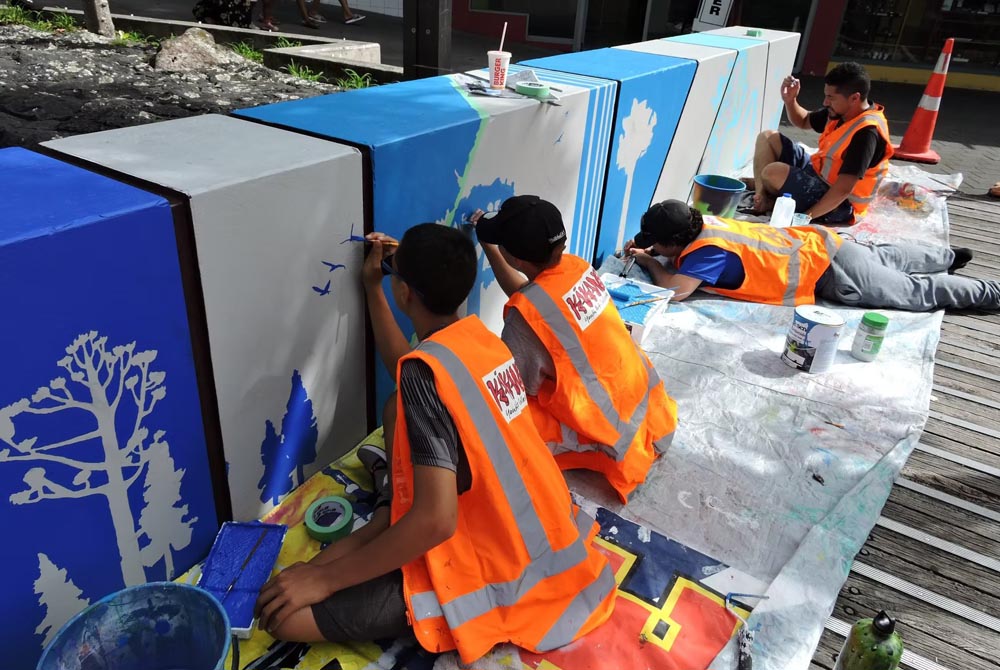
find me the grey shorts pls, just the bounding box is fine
[311,569,411,642]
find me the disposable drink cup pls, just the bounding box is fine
[488,50,511,89]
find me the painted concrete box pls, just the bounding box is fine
[44,115,369,522]
[615,38,739,205]
[703,26,801,132]
[236,69,616,409]
[521,48,697,265]
[0,148,220,670]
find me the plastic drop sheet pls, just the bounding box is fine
[584,167,957,669]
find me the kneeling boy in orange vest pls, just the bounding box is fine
[255,223,615,664]
[471,196,678,503]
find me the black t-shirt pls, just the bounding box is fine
[809,106,887,179]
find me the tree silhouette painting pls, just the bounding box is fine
[34,553,91,647]
[0,331,198,588]
[258,370,319,504]
[615,98,658,252]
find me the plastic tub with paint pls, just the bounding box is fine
[692,174,747,217]
[37,582,230,670]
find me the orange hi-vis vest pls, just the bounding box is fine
[678,216,843,306]
[810,104,894,219]
[391,316,616,664]
[504,255,677,503]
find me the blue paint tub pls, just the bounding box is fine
[37,582,230,670]
[692,174,746,217]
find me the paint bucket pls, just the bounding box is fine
[781,305,845,374]
[37,582,231,670]
[692,174,747,217]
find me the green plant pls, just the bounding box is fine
[110,29,149,46]
[275,36,302,49]
[285,60,325,82]
[49,11,78,31]
[0,6,55,31]
[334,68,375,89]
[230,41,264,63]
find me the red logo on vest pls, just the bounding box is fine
[482,359,528,423]
[562,269,610,330]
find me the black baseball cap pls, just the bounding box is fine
[635,200,696,248]
[475,195,568,264]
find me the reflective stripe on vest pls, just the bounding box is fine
[694,223,840,306]
[407,339,617,646]
[518,282,665,461]
[817,112,891,183]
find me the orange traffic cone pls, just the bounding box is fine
[893,38,954,164]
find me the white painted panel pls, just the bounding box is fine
[616,40,737,203]
[45,115,368,521]
[705,27,802,131]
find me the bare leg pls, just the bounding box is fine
[269,606,326,642]
[752,130,783,212]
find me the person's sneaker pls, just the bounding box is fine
[358,444,388,491]
[949,247,973,274]
[345,14,366,24]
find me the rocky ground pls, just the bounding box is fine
[0,24,337,147]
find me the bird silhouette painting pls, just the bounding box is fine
[312,280,332,297]
[321,261,346,272]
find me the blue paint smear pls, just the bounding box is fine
[258,370,319,504]
[200,522,287,630]
[595,506,728,603]
[524,50,697,265]
[0,148,219,670]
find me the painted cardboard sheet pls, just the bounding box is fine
[178,430,763,670]
[0,148,219,670]
[520,49,697,265]
[704,27,801,131]
[669,33,769,182]
[45,115,369,522]
[236,70,616,410]
[615,39,738,205]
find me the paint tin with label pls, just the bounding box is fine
[781,305,845,373]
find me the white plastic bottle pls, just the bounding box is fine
[771,193,796,228]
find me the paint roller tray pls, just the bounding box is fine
[601,273,674,346]
[198,521,287,638]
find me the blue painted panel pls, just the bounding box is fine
[0,148,219,670]
[522,50,697,264]
[237,80,483,412]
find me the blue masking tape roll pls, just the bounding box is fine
[305,496,353,543]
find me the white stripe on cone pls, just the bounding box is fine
[919,94,942,112]
[934,53,951,75]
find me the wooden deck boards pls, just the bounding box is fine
[810,195,1000,670]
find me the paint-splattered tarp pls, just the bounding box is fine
[178,429,759,670]
[593,166,959,669]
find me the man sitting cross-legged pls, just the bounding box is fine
[255,223,616,664]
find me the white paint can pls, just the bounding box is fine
[781,305,845,373]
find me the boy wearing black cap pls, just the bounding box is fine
[627,200,999,312]
[471,196,678,502]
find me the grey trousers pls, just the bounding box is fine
[816,241,1000,312]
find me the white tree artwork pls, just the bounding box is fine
[615,99,658,252]
[34,553,91,647]
[0,331,198,595]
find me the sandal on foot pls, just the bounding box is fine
[302,17,322,28]
[345,14,366,24]
[307,12,327,23]
[257,19,279,31]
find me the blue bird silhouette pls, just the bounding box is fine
[312,280,331,296]
[322,261,346,272]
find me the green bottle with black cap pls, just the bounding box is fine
[834,611,903,670]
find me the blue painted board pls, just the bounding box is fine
[521,49,697,264]
[0,148,219,670]
[237,71,615,411]
[199,522,287,632]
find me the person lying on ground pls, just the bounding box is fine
[254,223,615,664]
[747,62,892,225]
[625,199,999,313]
[468,196,677,503]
